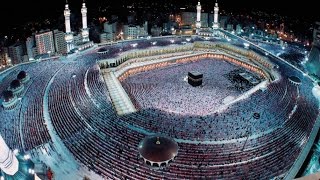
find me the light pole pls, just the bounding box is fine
[242,112,260,151]
[48,51,51,58]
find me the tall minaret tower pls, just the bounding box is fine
[196,1,202,34]
[0,135,19,176]
[212,0,219,29]
[64,0,74,53]
[81,0,89,42]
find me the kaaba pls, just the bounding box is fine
[188,71,203,87]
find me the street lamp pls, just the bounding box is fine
[242,112,260,151]
[47,51,51,58]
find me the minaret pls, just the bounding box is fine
[212,0,219,29]
[196,1,201,34]
[0,135,19,176]
[64,0,74,53]
[81,0,89,42]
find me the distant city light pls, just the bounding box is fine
[24,154,30,160]
[28,168,35,174]
[13,149,19,155]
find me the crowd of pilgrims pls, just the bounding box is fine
[0,36,318,179]
[0,59,65,151]
[122,58,247,116]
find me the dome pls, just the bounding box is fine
[10,80,21,89]
[17,71,27,80]
[289,76,301,85]
[138,135,178,163]
[98,48,108,53]
[2,90,14,102]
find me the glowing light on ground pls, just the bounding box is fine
[131,43,138,47]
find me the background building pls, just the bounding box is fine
[26,35,36,60]
[151,25,162,37]
[35,30,55,55]
[73,34,83,45]
[8,43,24,64]
[226,24,234,32]
[0,47,11,67]
[123,22,148,40]
[201,13,209,28]
[100,33,107,43]
[182,12,196,26]
[306,22,320,78]
[103,21,118,41]
[313,22,320,47]
[236,24,243,35]
[53,29,67,55]
[182,12,208,29]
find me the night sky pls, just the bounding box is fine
[0,0,318,34]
